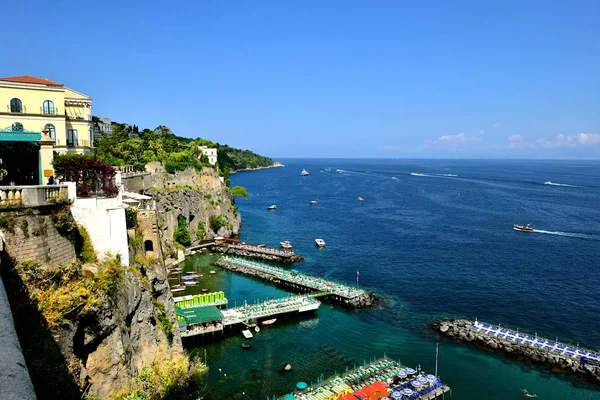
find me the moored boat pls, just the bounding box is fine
[170,286,185,293]
[267,204,277,210]
[357,197,364,202]
[242,329,253,339]
[241,343,253,349]
[262,318,277,326]
[315,238,326,247]
[182,280,198,286]
[301,169,309,176]
[280,240,293,249]
[309,200,318,205]
[514,224,534,232]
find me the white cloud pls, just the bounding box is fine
[424,132,481,149]
[492,123,501,128]
[507,133,600,150]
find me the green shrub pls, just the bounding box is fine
[125,208,138,229]
[209,215,227,232]
[230,186,249,198]
[0,214,16,232]
[20,219,29,238]
[152,300,173,344]
[76,225,97,263]
[173,215,191,247]
[196,221,205,239]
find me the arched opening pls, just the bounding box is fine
[44,123,56,140]
[43,100,55,115]
[10,98,22,113]
[11,122,23,131]
[144,240,154,254]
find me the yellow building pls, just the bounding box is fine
[0,75,94,184]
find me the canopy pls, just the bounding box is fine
[283,395,295,400]
[296,382,308,390]
[122,191,152,200]
[405,368,416,374]
[411,380,422,388]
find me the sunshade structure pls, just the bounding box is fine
[175,305,223,328]
[283,395,295,400]
[296,382,308,390]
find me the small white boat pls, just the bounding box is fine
[309,200,318,205]
[262,318,277,326]
[209,270,216,274]
[183,280,198,286]
[183,273,202,279]
[170,286,185,293]
[267,205,277,210]
[301,169,309,176]
[242,329,253,339]
[357,197,364,202]
[280,241,293,249]
[254,326,260,333]
[315,238,326,247]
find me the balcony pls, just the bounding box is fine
[0,185,71,208]
[55,139,90,148]
[2,105,62,118]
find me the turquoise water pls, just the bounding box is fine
[183,159,600,399]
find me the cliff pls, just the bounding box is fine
[144,162,241,252]
[0,208,202,399]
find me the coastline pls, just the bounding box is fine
[230,161,285,174]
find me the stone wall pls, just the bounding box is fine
[136,209,162,258]
[1,209,76,266]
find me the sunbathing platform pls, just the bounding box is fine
[277,357,451,400]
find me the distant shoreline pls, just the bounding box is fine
[230,162,285,174]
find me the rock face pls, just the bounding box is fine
[433,319,600,385]
[144,164,241,250]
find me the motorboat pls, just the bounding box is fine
[309,200,318,205]
[357,197,364,202]
[262,318,277,326]
[242,329,253,339]
[301,169,309,176]
[267,205,277,210]
[241,343,253,349]
[209,270,216,274]
[170,286,185,293]
[183,272,202,279]
[315,238,326,247]
[280,363,292,372]
[514,224,534,232]
[280,241,293,249]
[182,280,198,286]
[254,326,260,333]
[257,244,266,248]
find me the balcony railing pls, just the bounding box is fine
[0,185,69,208]
[3,105,63,117]
[56,139,90,147]
[65,114,92,121]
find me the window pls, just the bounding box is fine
[11,122,23,131]
[42,100,55,115]
[44,124,56,140]
[10,98,22,113]
[67,129,79,146]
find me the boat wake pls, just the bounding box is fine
[544,181,576,187]
[532,229,599,241]
[410,172,459,178]
[391,177,398,180]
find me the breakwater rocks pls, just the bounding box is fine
[210,245,304,264]
[215,259,376,308]
[433,319,600,384]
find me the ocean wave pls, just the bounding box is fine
[392,177,398,180]
[544,181,576,187]
[410,172,459,178]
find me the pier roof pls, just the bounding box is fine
[176,305,223,326]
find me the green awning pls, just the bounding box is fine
[176,305,223,326]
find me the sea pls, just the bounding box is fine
[181,159,600,400]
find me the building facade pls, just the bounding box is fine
[198,146,218,165]
[93,116,112,138]
[0,75,94,184]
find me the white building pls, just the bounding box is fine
[198,146,217,165]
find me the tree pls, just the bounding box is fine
[230,186,249,198]
[173,215,191,246]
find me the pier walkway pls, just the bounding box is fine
[177,294,320,338]
[277,357,451,400]
[471,320,600,363]
[216,256,369,303]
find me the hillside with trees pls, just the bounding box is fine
[93,122,274,176]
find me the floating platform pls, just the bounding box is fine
[276,357,451,400]
[176,294,320,338]
[435,319,600,384]
[215,256,375,307]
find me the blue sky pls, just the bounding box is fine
[3,1,599,158]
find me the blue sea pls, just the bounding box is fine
[184,159,600,399]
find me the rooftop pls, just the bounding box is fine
[0,75,63,87]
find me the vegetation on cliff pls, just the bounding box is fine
[93,121,273,176]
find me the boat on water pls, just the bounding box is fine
[309,200,318,205]
[183,273,202,279]
[209,270,216,274]
[267,204,277,210]
[242,329,253,339]
[170,286,185,293]
[262,318,277,326]
[182,280,198,286]
[357,197,364,202]
[514,224,534,232]
[241,343,253,349]
[254,326,260,333]
[315,238,326,247]
[280,240,293,249]
[301,169,309,176]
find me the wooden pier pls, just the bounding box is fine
[176,294,320,338]
[215,256,375,307]
[276,357,451,400]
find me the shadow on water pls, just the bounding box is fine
[0,253,81,400]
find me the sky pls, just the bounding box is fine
[3,0,599,159]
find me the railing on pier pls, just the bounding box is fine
[0,185,69,208]
[228,243,295,257]
[221,295,320,326]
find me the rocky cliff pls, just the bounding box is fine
[0,208,196,399]
[144,162,241,251]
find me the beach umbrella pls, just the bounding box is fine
[283,395,295,400]
[411,380,422,388]
[296,382,308,390]
[390,391,402,400]
[417,375,428,384]
[405,368,416,375]
[426,374,437,383]
[397,371,407,379]
[402,388,415,396]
